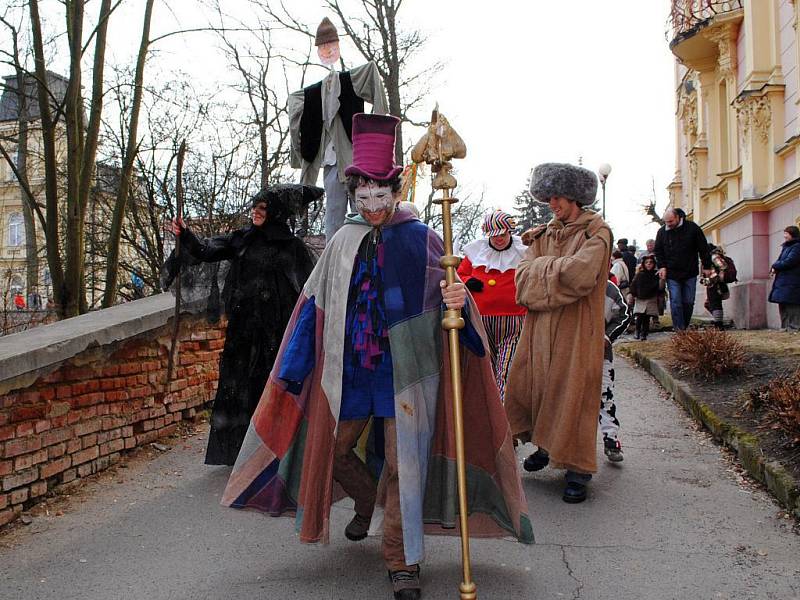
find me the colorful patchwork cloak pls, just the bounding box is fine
[222,207,534,565]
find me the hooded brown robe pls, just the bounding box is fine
[505,210,612,474]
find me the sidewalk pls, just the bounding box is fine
[1,358,799,599]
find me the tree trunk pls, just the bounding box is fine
[388,77,403,164]
[8,25,40,298]
[17,109,38,298]
[260,78,269,188]
[102,0,154,308]
[384,2,403,164]
[29,0,65,316]
[63,0,88,317]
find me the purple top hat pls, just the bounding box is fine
[344,113,403,181]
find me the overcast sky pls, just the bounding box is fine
[16,0,677,246]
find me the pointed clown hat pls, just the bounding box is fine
[482,210,516,236]
[344,113,403,181]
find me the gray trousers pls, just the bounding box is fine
[779,303,800,331]
[324,165,353,241]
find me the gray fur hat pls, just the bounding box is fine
[529,162,598,206]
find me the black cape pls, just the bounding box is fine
[164,221,315,464]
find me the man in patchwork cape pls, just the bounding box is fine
[222,113,533,599]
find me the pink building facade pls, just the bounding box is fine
[669,0,800,328]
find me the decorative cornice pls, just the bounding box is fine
[734,94,771,156]
[700,175,800,231]
[775,133,800,158]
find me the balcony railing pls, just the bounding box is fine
[669,0,743,41]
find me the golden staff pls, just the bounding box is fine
[411,107,475,599]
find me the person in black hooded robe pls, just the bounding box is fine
[165,184,322,465]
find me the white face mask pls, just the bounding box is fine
[354,181,396,217]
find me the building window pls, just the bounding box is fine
[9,275,23,295]
[7,213,24,246]
[1,146,18,181]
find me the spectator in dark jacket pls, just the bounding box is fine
[654,208,713,330]
[769,225,800,331]
[617,238,638,279]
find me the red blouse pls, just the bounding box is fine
[458,237,527,317]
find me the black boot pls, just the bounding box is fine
[641,315,650,341]
[563,471,591,503]
[389,567,421,599]
[523,448,550,472]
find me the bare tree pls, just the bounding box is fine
[209,2,296,188]
[416,185,485,248]
[643,177,666,227]
[23,0,121,316]
[102,0,155,308]
[0,7,40,297]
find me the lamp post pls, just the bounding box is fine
[598,163,612,220]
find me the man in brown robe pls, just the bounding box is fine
[505,162,613,503]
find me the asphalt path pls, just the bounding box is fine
[1,356,799,600]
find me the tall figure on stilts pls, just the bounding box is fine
[289,17,388,241]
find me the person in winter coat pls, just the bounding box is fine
[628,254,665,340]
[769,225,800,331]
[654,208,713,330]
[457,209,527,401]
[702,244,732,330]
[600,281,631,462]
[167,184,321,465]
[505,162,612,504]
[609,251,630,290]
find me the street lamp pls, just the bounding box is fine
[597,163,612,220]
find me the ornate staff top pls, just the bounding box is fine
[411,105,466,190]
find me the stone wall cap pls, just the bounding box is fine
[0,294,176,385]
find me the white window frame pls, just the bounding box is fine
[7,213,24,247]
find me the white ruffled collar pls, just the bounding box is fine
[461,236,526,273]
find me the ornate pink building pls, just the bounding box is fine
[669,0,800,328]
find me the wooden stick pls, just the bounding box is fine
[166,140,187,383]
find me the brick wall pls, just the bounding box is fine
[0,311,225,527]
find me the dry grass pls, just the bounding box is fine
[744,367,800,446]
[621,329,800,361]
[728,330,800,357]
[668,328,747,379]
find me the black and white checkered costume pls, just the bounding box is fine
[601,282,631,443]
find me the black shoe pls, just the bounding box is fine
[604,439,624,463]
[389,568,421,599]
[523,449,549,472]
[344,513,371,541]
[633,331,641,340]
[562,481,587,503]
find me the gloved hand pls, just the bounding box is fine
[465,277,484,293]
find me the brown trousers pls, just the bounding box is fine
[333,418,414,571]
